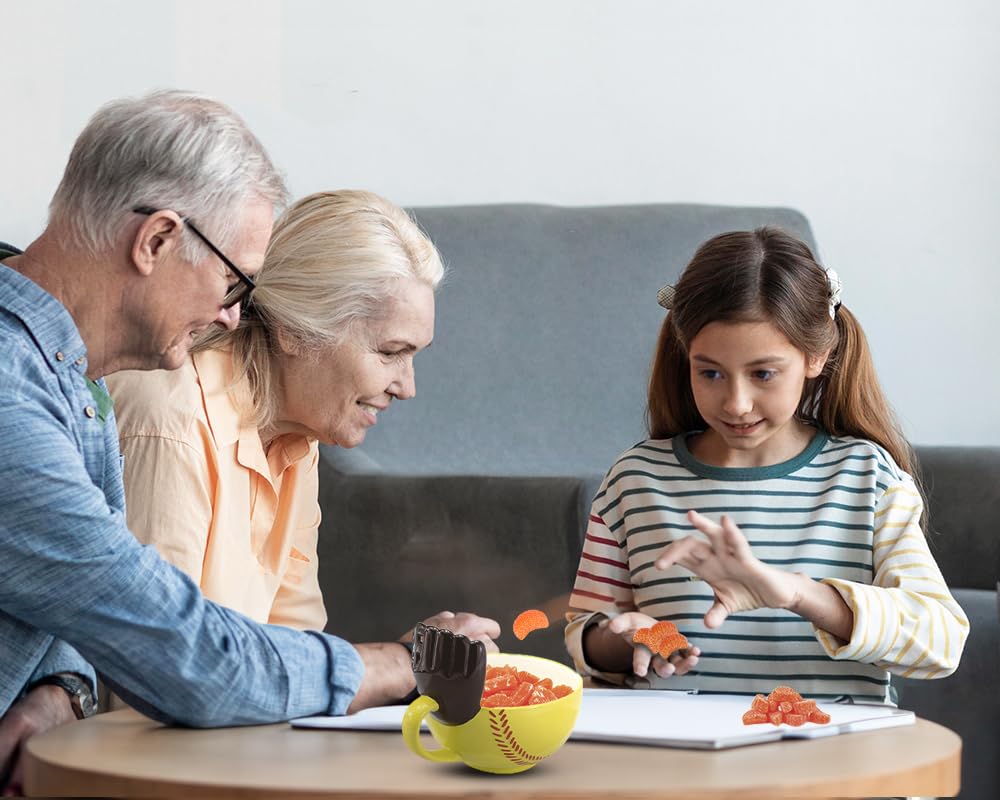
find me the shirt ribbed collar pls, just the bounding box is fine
[673,428,829,481]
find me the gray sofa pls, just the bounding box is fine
[316,203,999,799]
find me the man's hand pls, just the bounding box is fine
[0,684,78,796]
[409,610,501,653]
[350,611,501,714]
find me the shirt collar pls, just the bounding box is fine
[0,263,89,373]
[191,347,312,479]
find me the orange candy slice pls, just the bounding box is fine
[512,609,549,640]
[632,621,690,658]
[479,662,574,708]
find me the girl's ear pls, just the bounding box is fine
[806,349,831,379]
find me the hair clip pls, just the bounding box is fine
[657,284,676,310]
[825,269,842,319]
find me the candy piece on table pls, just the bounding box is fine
[512,609,550,640]
[768,685,802,703]
[411,622,488,725]
[768,711,784,726]
[784,713,806,727]
[809,710,832,724]
[742,710,769,725]
[751,694,769,714]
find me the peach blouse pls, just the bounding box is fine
[106,348,327,631]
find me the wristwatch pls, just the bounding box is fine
[29,673,97,719]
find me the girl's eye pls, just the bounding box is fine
[698,369,722,381]
[753,370,776,382]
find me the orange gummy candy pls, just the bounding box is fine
[656,633,690,659]
[768,686,802,702]
[742,686,830,727]
[650,620,678,638]
[512,609,550,640]
[482,692,513,708]
[479,662,575,708]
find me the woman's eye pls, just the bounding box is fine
[698,369,721,381]
[753,370,776,382]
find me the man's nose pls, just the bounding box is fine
[215,302,241,331]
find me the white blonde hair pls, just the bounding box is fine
[49,89,288,261]
[195,189,445,428]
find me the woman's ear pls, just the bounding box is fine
[274,327,303,357]
[131,211,185,276]
[806,349,832,379]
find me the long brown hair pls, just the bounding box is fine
[647,227,919,483]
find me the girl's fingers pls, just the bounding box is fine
[690,509,726,551]
[720,515,752,559]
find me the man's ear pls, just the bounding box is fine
[130,211,185,276]
[806,348,832,379]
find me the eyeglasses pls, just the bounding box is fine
[133,206,256,309]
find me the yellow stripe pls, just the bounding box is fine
[873,532,922,553]
[879,486,921,502]
[874,503,921,519]
[855,587,889,663]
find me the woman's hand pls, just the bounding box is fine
[654,510,799,629]
[590,612,701,679]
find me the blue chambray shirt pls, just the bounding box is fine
[0,262,364,725]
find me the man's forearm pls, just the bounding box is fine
[347,642,415,713]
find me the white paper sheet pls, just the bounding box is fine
[290,689,914,750]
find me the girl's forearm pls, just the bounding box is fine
[787,573,855,642]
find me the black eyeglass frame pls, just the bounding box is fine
[133,206,256,309]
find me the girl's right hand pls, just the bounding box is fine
[605,612,701,679]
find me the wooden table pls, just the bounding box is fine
[25,708,960,799]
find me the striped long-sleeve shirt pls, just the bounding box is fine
[565,431,969,703]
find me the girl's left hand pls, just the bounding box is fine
[654,510,799,629]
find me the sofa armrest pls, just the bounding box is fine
[896,587,999,799]
[315,461,602,665]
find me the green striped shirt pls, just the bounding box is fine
[566,431,969,703]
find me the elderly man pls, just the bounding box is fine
[0,90,498,793]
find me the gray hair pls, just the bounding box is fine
[49,89,289,261]
[195,189,445,429]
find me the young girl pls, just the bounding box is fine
[565,226,968,702]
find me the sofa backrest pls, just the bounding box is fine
[322,203,817,477]
[914,445,1000,591]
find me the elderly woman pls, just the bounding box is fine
[107,190,497,650]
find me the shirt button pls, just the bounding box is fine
[84,406,96,419]
[55,351,65,361]
[75,357,85,366]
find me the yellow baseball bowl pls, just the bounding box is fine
[402,652,583,774]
